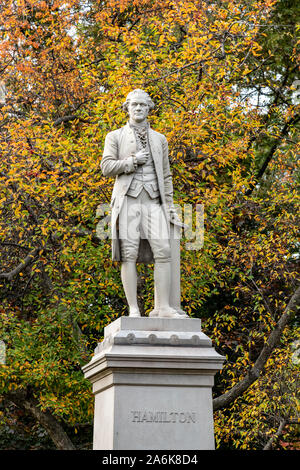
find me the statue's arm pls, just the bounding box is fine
[101,132,135,177]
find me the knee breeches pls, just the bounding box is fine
[118,190,171,262]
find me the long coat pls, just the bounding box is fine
[100,122,176,263]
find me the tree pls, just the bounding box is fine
[0,0,299,449]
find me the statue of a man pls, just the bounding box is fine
[101,89,183,318]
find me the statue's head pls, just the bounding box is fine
[122,89,154,123]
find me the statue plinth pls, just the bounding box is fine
[82,317,225,450]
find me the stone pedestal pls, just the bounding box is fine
[82,317,225,450]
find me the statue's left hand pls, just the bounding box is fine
[167,206,187,228]
[167,206,180,223]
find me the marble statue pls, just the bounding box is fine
[101,89,187,318]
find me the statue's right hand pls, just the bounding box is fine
[135,150,149,165]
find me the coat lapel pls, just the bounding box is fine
[148,128,165,205]
[120,123,136,157]
[148,128,160,168]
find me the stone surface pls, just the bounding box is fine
[93,317,211,353]
[82,317,225,450]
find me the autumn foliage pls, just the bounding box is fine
[0,0,299,449]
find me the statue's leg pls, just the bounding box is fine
[152,261,182,318]
[119,195,141,317]
[154,261,172,308]
[142,194,181,318]
[121,261,140,317]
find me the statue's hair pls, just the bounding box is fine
[122,89,154,112]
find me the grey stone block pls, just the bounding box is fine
[82,316,225,450]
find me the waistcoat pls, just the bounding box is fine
[126,123,160,199]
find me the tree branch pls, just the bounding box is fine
[53,114,91,127]
[246,114,300,196]
[0,248,39,281]
[213,285,300,411]
[6,390,75,450]
[0,242,31,251]
[255,116,299,181]
[263,418,287,450]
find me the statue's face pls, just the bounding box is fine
[128,96,149,123]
